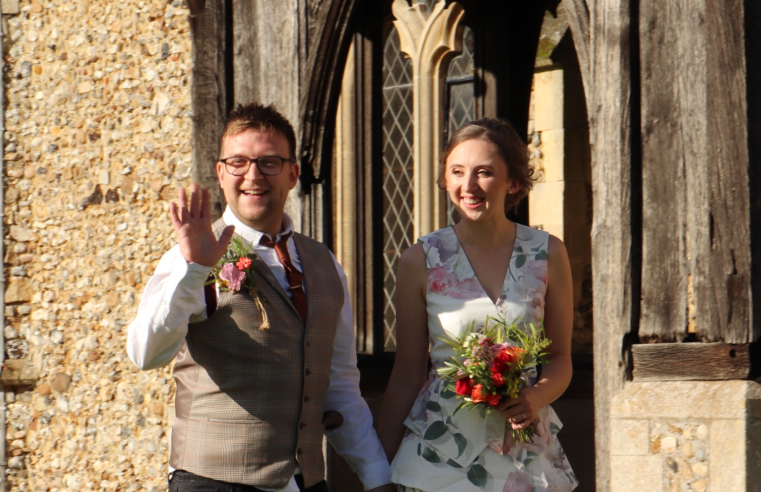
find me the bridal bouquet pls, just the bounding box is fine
[437,317,552,443]
[205,236,269,329]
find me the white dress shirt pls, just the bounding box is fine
[127,207,391,491]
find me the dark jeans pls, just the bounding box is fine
[168,470,329,492]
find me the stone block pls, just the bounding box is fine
[538,128,564,182]
[5,277,33,303]
[529,181,565,240]
[611,455,662,492]
[611,419,649,456]
[1,0,20,15]
[611,381,755,420]
[710,419,745,491]
[533,69,565,131]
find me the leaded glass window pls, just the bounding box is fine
[381,26,414,351]
[444,26,476,225]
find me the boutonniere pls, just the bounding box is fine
[205,236,270,329]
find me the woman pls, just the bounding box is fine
[378,119,578,492]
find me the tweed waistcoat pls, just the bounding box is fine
[170,220,344,488]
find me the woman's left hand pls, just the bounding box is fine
[496,386,542,430]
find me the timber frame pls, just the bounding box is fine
[562,0,761,489]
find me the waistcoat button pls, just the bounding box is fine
[304,395,310,402]
[305,368,312,376]
[299,422,306,429]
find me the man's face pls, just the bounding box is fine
[216,128,299,236]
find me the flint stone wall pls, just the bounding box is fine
[2,1,193,490]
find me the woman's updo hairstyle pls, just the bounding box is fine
[437,118,535,212]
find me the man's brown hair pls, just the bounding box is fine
[219,102,297,159]
[437,118,535,212]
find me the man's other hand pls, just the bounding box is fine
[169,183,235,267]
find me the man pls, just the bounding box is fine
[127,103,394,492]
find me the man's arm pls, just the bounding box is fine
[126,246,211,369]
[127,184,234,370]
[322,256,394,492]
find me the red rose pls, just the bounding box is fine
[491,372,505,387]
[486,394,501,406]
[498,347,522,366]
[236,257,253,270]
[471,384,487,403]
[455,378,473,396]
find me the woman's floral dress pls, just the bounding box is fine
[390,225,578,492]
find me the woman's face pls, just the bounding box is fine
[444,138,520,223]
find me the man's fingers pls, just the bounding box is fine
[177,187,189,223]
[169,202,182,231]
[188,183,200,219]
[200,187,211,220]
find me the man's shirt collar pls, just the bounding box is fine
[222,207,294,246]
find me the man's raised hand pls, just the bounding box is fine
[169,183,235,267]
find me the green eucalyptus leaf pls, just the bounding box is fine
[440,387,457,399]
[421,446,441,463]
[516,254,527,268]
[466,464,488,487]
[424,421,448,440]
[445,459,463,468]
[426,401,442,412]
[453,432,467,457]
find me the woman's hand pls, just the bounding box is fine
[497,386,542,430]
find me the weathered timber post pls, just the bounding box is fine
[566,0,761,490]
[606,0,761,491]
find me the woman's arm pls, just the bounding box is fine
[498,234,574,428]
[377,243,431,462]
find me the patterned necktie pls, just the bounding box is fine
[260,234,307,322]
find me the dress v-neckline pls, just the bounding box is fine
[450,224,521,306]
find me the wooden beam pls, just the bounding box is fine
[189,0,228,220]
[638,0,698,341]
[702,0,751,343]
[186,0,205,16]
[638,0,752,344]
[232,1,301,127]
[589,0,635,490]
[746,0,761,342]
[632,343,758,381]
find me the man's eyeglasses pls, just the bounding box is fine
[218,156,294,176]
